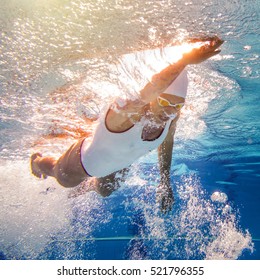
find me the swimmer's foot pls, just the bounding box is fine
[31,153,48,179]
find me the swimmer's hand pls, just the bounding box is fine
[156,183,174,214]
[183,36,224,65]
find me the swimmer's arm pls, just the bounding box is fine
[110,60,186,119]
[156,115,179,213]
[140,36,224,104]
[158,115,179,186]
[140,60,186,104]
[111,36,223,116]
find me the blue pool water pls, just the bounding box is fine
[0,0,259,260]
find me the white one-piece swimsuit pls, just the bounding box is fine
[80,109,174,178]
[80,67,188,178]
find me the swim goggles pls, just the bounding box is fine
[157,96,184,109]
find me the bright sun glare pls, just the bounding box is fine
[171,41,210,62]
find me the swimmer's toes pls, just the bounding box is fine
[31,152,42,161]
[31,153,47,179]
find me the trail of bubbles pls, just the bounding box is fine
[122,169,253,259]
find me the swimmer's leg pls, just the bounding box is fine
[94,174,120,197]
[93,168,130,197]
[69,168,129,198]
[31,138,88,188]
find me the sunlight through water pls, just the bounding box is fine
[0,0,259,260]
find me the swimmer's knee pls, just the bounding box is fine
[98,186,115,197]
[97,182,119,197]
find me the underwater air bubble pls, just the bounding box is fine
[223,205,232,214]
[210,191,228,203]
